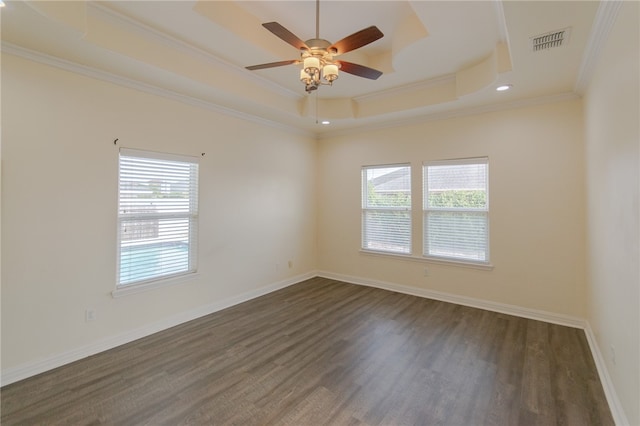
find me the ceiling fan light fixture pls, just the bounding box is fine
[323,64,339,82]
[303,57,320,73]
[245,0,384,94]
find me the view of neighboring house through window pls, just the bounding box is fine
[361,164,412,254]
[117,148,199,287]
[423,158,489,263]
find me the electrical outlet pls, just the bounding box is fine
[423,268,429,277]
[288,260,293,269]
[85,309,97,322]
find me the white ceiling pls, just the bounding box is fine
[1,1,602,137]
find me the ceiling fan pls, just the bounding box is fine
[245,0,384,93]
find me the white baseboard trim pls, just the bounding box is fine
[1,271,316,387]
[318,271,630,425]
[317,271,586,329]
[3,270,628,426]
[583,323,630,426]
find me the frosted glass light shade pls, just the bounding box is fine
[323,64,339,82]
[304,57,320,72]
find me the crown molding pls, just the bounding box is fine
[492,0,510,44]
[88,2,301,101]
[319,92,580,140]
[2,41,582,142]
[574,0,623,95]
[1,42,313,138]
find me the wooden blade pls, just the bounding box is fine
[336,60,383,80]
[246,60,299,71]
[329,26,383,55]
[262,22,309,51]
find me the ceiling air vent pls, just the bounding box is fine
[530,27,571,52]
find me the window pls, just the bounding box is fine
[362,164,411,254]
[423,158,489,263]
[117,148,199,287]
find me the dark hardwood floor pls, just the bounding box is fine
[1,277,614,425]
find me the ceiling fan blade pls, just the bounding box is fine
[246,60,299,71]
[262,22,309,51]
[329,26,384,55]
[336,61,383,80]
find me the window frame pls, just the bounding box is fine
[115,148,200,295]
[361,163,412,255]
[422,157,490,265]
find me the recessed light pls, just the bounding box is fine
[321,120,330,125]
[496,84,513,92]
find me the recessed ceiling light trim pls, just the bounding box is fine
[496,84,512,92]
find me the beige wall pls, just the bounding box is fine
[584,2,640,424]
[317,99,587,318]
[1,54,317,372]
[2,6,638,421]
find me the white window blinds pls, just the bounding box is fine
[423,158,489,263]
[362,164,411,254]
[117,148,199,287]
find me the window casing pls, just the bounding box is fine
[117,148,199,287]
[362,164,411,255]
[423,158,489,264]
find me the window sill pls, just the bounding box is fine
[112,272,199,298]
[359,250,494,271]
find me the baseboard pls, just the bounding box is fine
[3,270,629,426]
[0,271,316,387]
[583,323,630,426]
[317,271,630,425]
[317,271,586,328]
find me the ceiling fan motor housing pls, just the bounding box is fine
[304,38,336,54]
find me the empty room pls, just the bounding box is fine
[1,1,638,425]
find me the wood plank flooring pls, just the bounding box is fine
[1,277,614,425]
